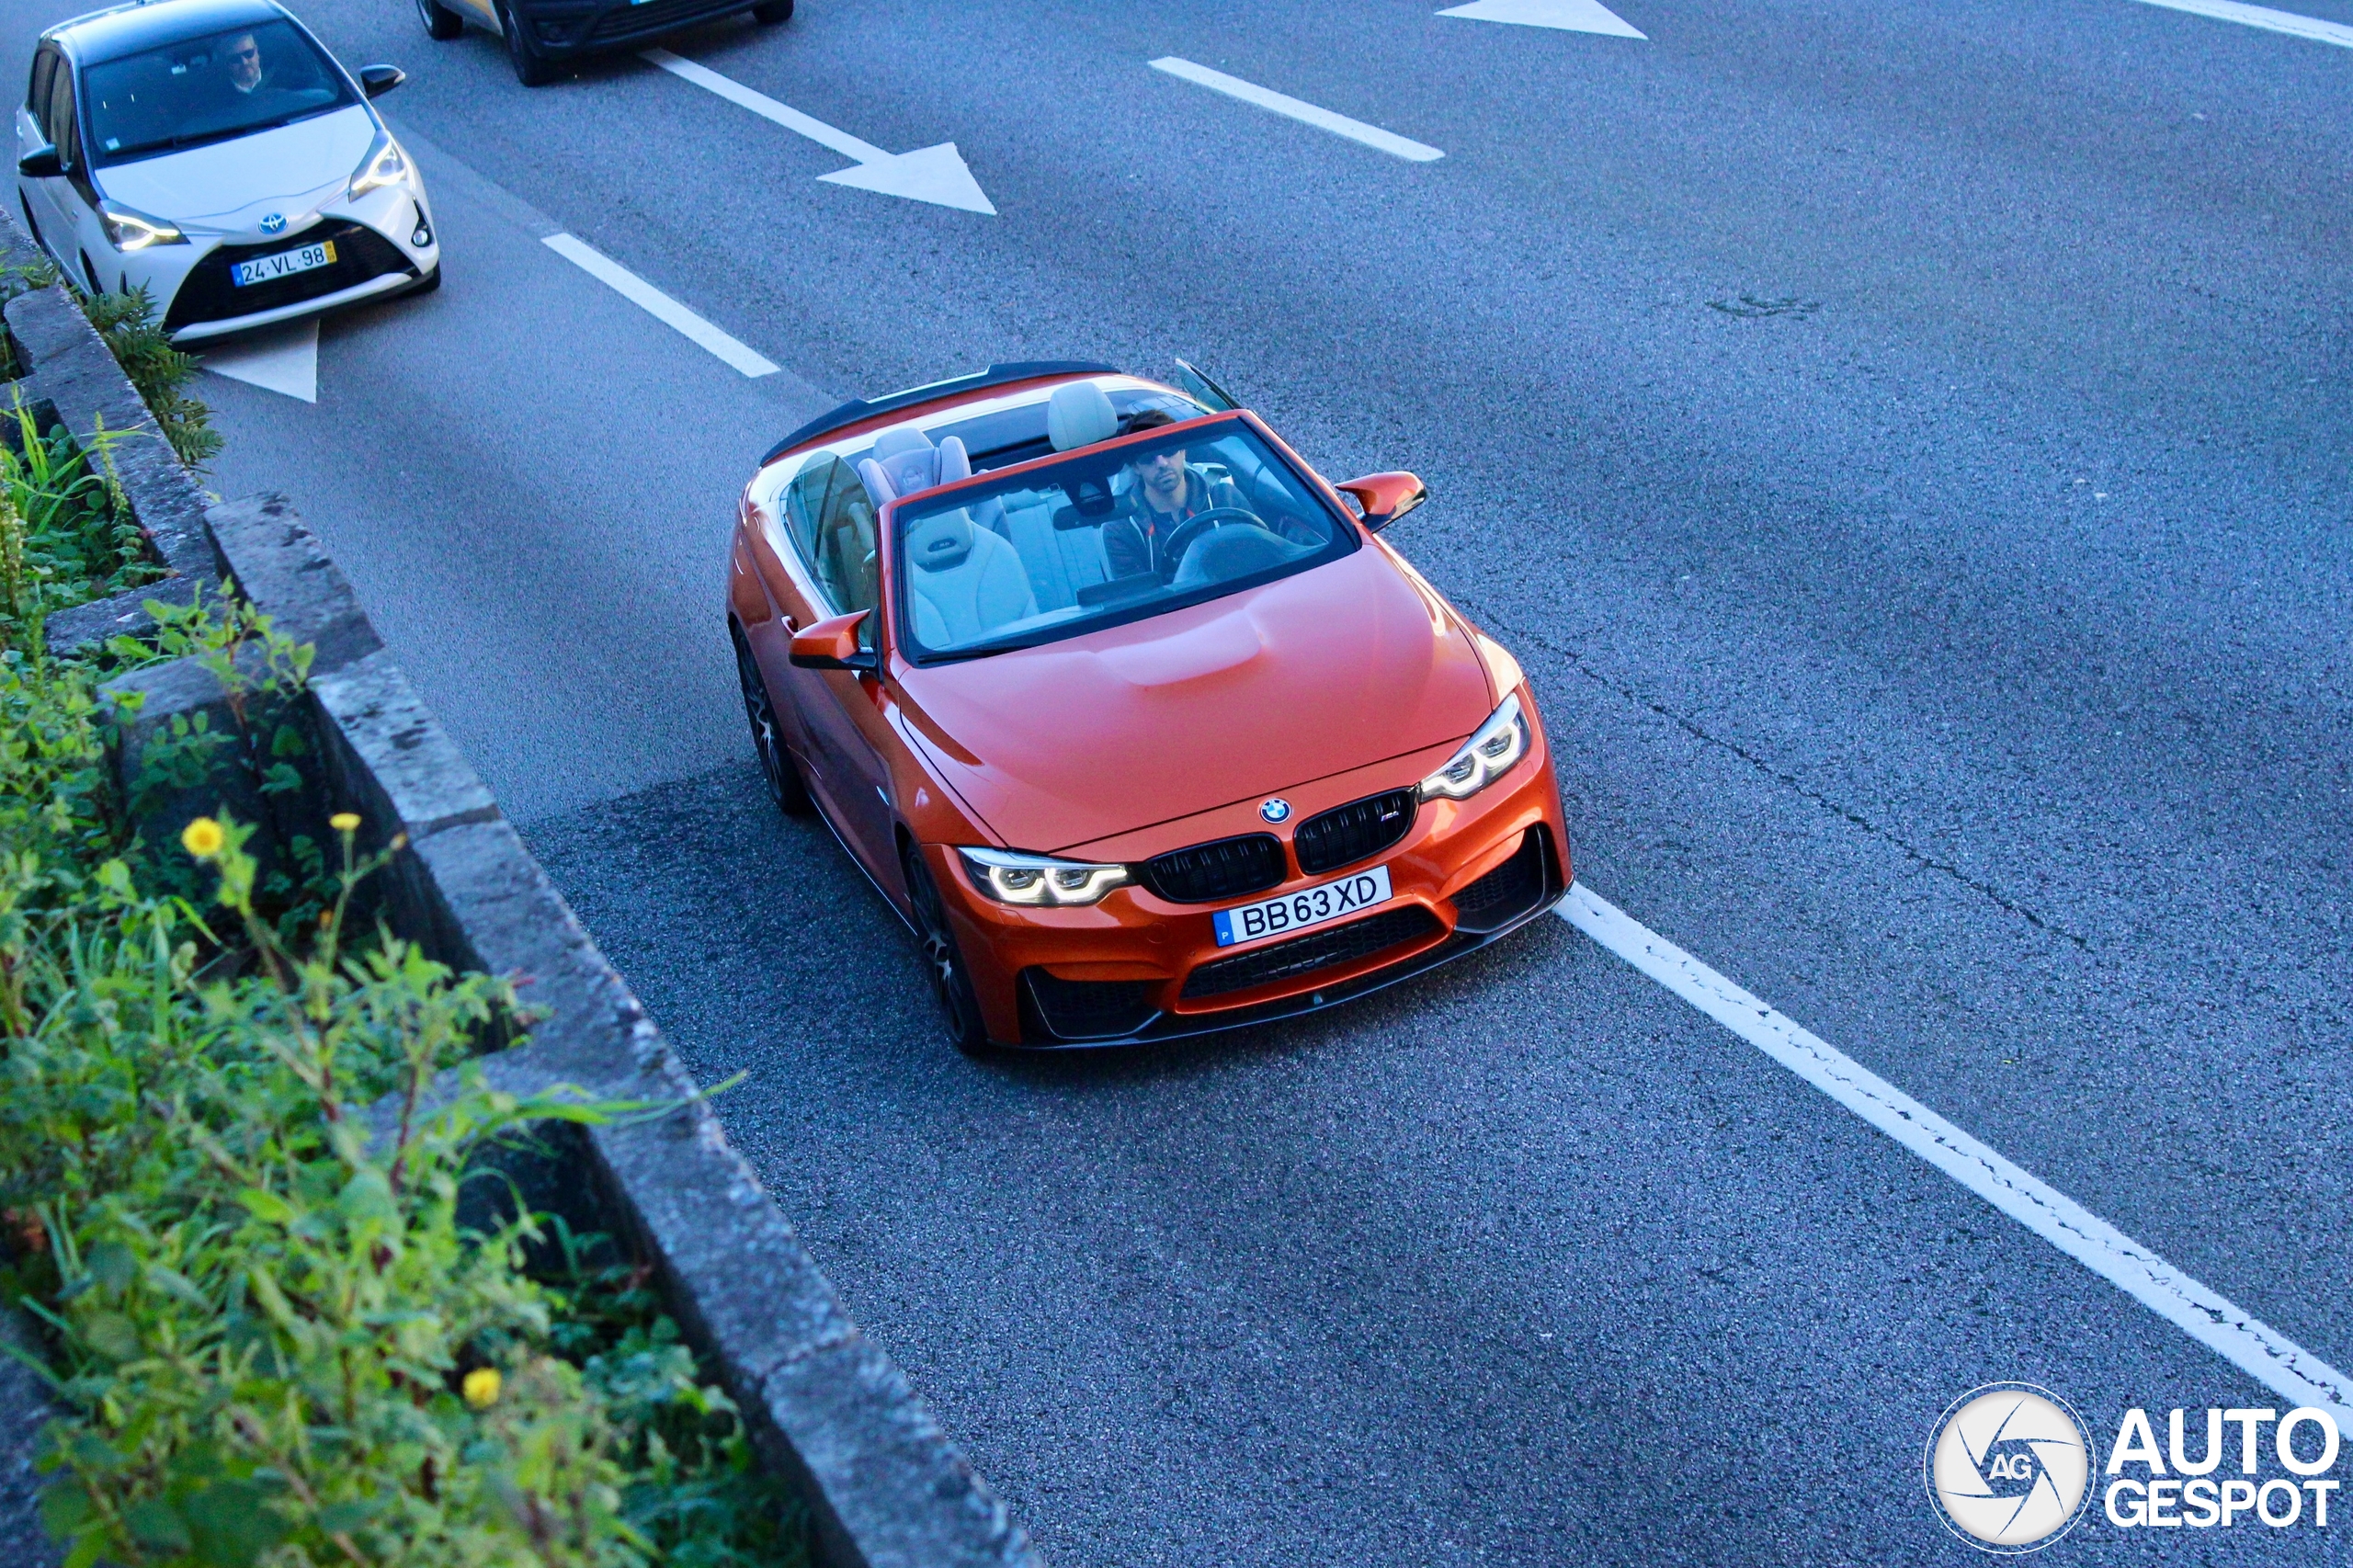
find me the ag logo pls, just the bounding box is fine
[1926,1384,2097,1553]
[259,212,286,233]
[1258,798,1291,824]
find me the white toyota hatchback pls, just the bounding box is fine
[16,0,438,342]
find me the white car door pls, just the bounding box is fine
[27,56,105,290]
[15,49,73,267]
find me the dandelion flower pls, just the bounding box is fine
[461,1367,501,1409]
[180,817,224,859]
[329,812,361,834]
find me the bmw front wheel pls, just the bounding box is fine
[902,846,992,1055]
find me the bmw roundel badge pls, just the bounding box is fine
[1259,798,1291,824]
[260,213,286,233]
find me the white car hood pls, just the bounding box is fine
[97,104,374,231]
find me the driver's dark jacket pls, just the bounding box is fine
[1101,467,1246,582]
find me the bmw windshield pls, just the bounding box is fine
[83,18,353,165]
[887,415,1360,664]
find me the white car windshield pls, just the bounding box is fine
[889,415,1358,663]
[83,19,352,165]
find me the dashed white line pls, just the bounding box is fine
[642,48,885,162]
[1557,883,2353,1426]
[540,233,779,379]
[2122,0,2353,48]
[1148,58,1445,163]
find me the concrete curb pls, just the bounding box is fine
[2,211,1041,1568]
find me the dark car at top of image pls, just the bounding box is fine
[412,0,792,86]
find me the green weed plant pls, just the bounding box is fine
[0,411,801,1565]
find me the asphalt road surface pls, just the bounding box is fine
[7,0,2350,1561]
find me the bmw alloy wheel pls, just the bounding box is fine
[903,847,991,1054]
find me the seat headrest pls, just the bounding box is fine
[905,507,976,572]
[1046,382,1119,451]
[858,425,971,509]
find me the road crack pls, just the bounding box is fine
[1468,599,2092,949]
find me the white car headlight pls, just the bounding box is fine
[1418,692,1531,802]
[347,129,413,200]
[98,201,185,252]
[959,847,1131,907]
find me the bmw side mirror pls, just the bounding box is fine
[789,609,879,673]
[17,143,63,179]
[1334,472,1428,533]
[358,63,406,98]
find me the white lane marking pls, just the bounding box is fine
[1439,0,1647,39]
[201,318,319,403]
[540,234,779,378]
[1557,883,2353,1426]
[640,49,997,213]
[1147,58,1445,163]
[2121,0,2353,48]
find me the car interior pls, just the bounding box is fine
[853,382,1349,658]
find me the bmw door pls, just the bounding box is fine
[757,455,897,875]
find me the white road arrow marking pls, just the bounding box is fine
[1439,0,1647,39]
[201,319,319,403]
[641,50,996,214]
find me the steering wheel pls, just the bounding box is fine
[1161,506,1266,573]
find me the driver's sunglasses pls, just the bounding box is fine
[230,44,260,60]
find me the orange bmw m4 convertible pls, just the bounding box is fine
[725,361,1570,1049]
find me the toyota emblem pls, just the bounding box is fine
[1259,798,1291,824]
[260,212,286,233]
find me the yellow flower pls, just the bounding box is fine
[461,1367,501,1409]
[179,817,224,859]
[329,812,361,834]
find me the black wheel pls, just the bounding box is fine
[751,0,793,21]
[415,0,464,40]
[499,5,563,85]
[734,630,813,815]
[902,846,992,1054]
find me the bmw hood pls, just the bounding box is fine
[97,105,375,230]
[894,548,1497,853]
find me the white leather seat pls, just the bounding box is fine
[905,509,1039,646]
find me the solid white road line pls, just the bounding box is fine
[2121,0,2353,48]
[540,233,779,379]
[640,49,997,213]
[1439,0,1647,39]
[1557,883,2353,1426]
[1148,58,1445,163]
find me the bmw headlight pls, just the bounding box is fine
[347,129,413,200]
[1418,691,1530,801]
[98,201,184,252]
[959,847,1131,907]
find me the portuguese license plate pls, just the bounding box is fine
[1211,865,1392,948]
[232,239,335,288]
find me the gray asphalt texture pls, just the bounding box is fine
[5,0,2347,1559]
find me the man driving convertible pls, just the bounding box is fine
[1101,410,1245,582]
